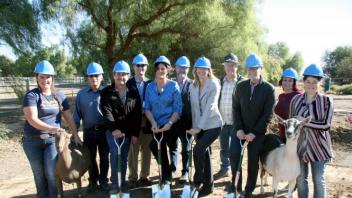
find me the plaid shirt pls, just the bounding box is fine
[219,78,237,125]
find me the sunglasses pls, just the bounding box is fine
[136,64,147,68]
[88,74,100,78]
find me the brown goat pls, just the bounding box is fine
[55,131,91,197]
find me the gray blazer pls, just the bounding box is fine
[189,78,223,130]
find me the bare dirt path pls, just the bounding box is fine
[0,94,351,198]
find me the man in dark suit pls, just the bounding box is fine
[169,56,193,182]
[126,53,153,187]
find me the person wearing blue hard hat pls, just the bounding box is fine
[144,55,182,185]
[214,53,245,182]
[274,67,303,142]
[127,53,153,187]
[290,63,333,198]
[73,62,110,192]
[169,55,193,182]
[100,60,142,194]
[230,53,275,197]
[187,56,223,196]
[22,60,82,198]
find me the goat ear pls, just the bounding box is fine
[274,114,285,124]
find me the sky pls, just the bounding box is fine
[258,0,352,68]
[2,0,352,69]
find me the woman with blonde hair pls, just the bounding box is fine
[187,56,223,196]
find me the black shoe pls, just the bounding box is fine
[87,182,98,193]
[213,170,229,180]
[138,177,152,186]
[127,179,138,189]
[199,184,214,197]
[100,183,110,192]
[244,191,253,198]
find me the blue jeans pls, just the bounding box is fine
[106,132,130,191]
[297,160,327,198]
[219,125,234,172]
[22,136,58,198]
[169,133,192,175]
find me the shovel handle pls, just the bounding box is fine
[113,136,125,194]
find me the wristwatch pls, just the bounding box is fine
[168,120,173,125]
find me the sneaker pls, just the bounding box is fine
[100,183,110,192]
[127,179,138,189]
[138,177,152,186]
[179,172,188,182]
[213,170,229,180]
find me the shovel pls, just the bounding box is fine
[181,133,199,198]
[151,132,171,198]
[225,140,249,198]
[110,136,130,198]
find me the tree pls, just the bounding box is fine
[0,0,40,54]
[283,52,304,73]
[0,55,14,76]
[268,42,290,61]
[323,46,352,78]
[41,0,265,79]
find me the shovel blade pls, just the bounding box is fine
[110,193,130,198]
[181,185,199,198]
[152,183,171,198]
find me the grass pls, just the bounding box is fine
[331,83,352,95]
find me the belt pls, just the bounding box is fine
[30,134,55,139]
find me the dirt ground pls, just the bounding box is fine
[0,94,352,198]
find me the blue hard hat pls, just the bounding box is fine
[244,53,263,68]
[303,64,324,77]
[194,56,211,69]
[175,56,190,67]
[282,67,299,80]
[154,55,171,66]
[113,60,131,74]
[132,53,149,65]
[34,60,56,75]
[86,62,104,75]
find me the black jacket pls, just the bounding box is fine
[100,83,142,137]
[126,77,153,134]
[232,78,275,135]
[173,78,193,133]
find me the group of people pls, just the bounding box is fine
[22,52,333,198]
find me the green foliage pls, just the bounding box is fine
[11,81,26,103]
[323,46,352,78]
[331,83,352,95]
[283,52,304,73]
[0,55,14,76]
[0,0,40,54]
[13,46,77,77]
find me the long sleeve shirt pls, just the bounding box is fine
[73,86,105,130]
[289,93,334,162]
[100,83,142,137]
[233,78,275,135]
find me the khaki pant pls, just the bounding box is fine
[128,131,152,180]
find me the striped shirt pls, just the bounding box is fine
[289,93,334,163]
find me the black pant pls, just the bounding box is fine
[83,128,110,185]
[229,133,265,193]
[193,127,221,185]
[149,129,178,181]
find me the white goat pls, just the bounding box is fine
[260,116,310,198]
[55,131,91,197]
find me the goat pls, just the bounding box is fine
[55,131,91,197]
[260,116,310,198]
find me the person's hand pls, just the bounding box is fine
[112,129,125,138]
[245,133,256,142]
[236,129,246,140]
[49,127,65,134]
[131,136,138,144]
[72,133,83,146]
[159,123,172,132]
[151,122,159,133]
[186,128,201,136]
